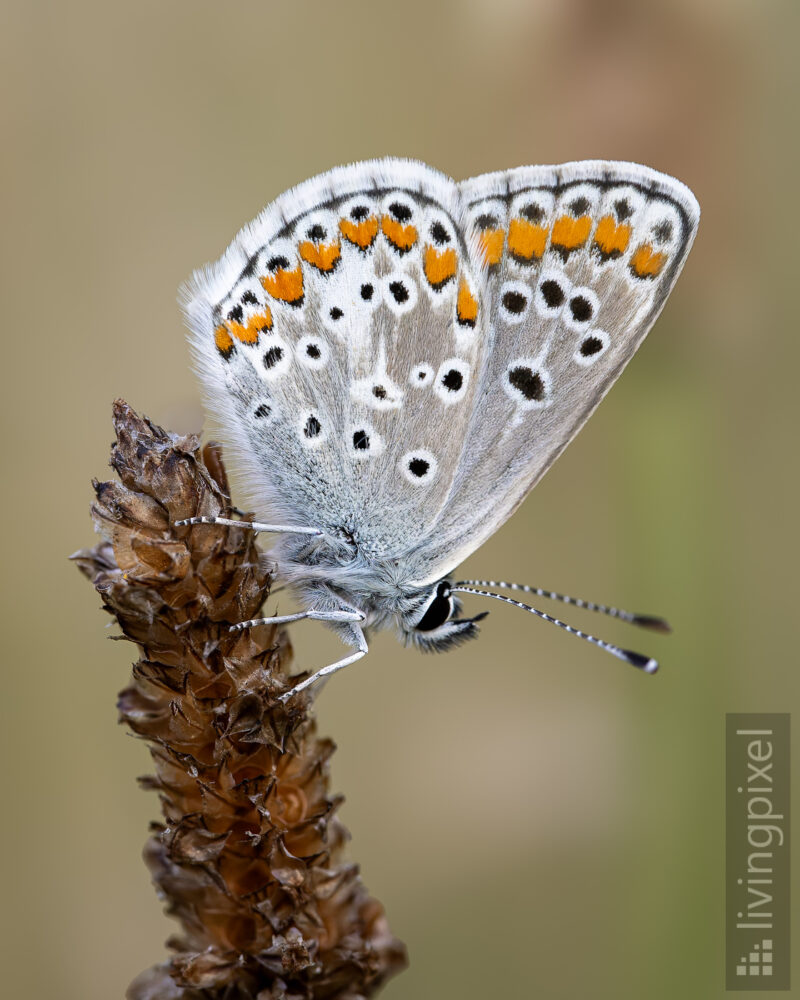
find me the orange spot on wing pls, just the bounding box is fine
[477,228,505,267]
[551,215,591,252]
[423,245,457,289]
[226,321,256,344]
[381,216,417,252]
[508,218,548,262]
[260,265,304,304]
[227,308,273,344]
[256,306,273,332]
[298,239,341,272]
[594,216,631,257]
[214,325,235,358]
[456,278,479,327]
[339,216,379,249]
[630,243,667,279]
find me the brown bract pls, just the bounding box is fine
[72,400,406,1000]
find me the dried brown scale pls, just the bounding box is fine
[73,400,406,999]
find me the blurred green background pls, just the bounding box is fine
[2,1,798,997]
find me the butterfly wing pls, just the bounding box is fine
[182,159,490,562]
[404,161,700,585]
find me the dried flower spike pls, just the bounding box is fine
[73,400,406,1000]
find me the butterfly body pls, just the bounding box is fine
[181,159,699,694]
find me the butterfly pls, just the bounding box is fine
[178,158,699,700]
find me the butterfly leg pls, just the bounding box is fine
[278,624,369,702]
[175,515,321,537]
[230,609,365,631]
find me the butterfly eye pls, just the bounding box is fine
[415,582,453,632]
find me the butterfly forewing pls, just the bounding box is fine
[405,161,699,584]
[183,161,491,561]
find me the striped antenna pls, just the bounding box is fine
[450,585,660,674]
[454,580,671,634]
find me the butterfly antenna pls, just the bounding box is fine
[454,580,671,634]
[450,586,660,674]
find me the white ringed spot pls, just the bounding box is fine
[564,286,600,333]
[434,358,470,405]
[503,357,551,409]
[297,335,330,369]
[410,363,434,387]
[534,268,572,318]
[298,410,328,447]
[498,280,532,325]
[573,329,610,366]
[381,271,418,316]
[259,336,292,380]
[399,449,438,485]
[348,422,384,460]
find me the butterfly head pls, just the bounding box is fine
[400,580,488,652]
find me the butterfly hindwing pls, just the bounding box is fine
[404,161,700,584]
[183,160,490,561]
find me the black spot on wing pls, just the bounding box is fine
[580,336,603,357]
[353,429,370,450]
[540,279,565,308]
[389,280,409,304]
[388,202,412,222]
[508,366,545,401]
[569,295,593,323]
[502,290,527,314]
[263,345,283,369]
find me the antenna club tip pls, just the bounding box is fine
[625,650,659,673]
[632,614,673,635]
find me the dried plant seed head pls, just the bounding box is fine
[73,400,406,999]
